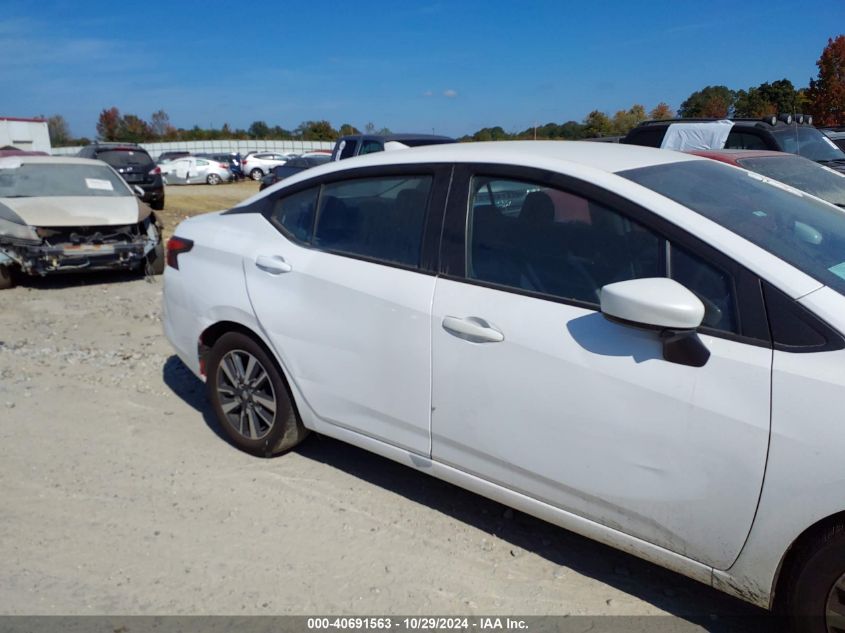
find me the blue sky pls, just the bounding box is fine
[1,0,842,138]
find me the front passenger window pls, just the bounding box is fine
[468,178,662,304]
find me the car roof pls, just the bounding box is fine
[321,140,703,174]
[687,149,790,164]
[0,155,110,167]
[340,133,454,143]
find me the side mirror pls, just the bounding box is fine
[133,185,145,198]
[600,278,710,367]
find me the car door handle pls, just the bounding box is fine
[442,316,504,343]
[255,254,292,274]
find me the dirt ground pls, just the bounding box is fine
[0,182,772,630]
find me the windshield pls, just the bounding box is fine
[620,160,845,296]
[736,155,845,207]
[0,163,131,198]
[770,126,845,162]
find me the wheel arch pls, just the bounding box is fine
[771,510,845,610]
[197,320,315,431]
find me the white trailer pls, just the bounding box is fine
[0,117,51,154]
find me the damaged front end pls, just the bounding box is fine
[0,215,161,276]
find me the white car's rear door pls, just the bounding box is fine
[243,166,451,455]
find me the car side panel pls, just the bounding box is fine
[717,287,845,607]
[162,212,275,375]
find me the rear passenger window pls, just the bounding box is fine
[314,176,431,268]
[270,187,319,243]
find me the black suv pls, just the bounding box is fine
[622,116,845,174]
[331,133,455,161]
[78,143,165,210]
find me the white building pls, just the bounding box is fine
[0,117,51,154]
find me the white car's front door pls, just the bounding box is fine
[430,172,772,569]
[243,167,450,455]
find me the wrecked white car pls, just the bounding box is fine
[0,156,164,289]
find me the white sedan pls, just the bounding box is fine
[162,141,845,630]
[241,152,294,180]
[160,156,232,185]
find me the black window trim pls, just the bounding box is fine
[227,163,453,276]
[440,162,772,348]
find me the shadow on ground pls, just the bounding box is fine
[162,354,236,450]
[162,354,778,632]
[9,269,155,290]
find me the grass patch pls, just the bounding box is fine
[156,181,260,239]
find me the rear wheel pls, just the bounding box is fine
[0,264,16,290]
[150,197,164,211]
[250,168,263,181]
[206,332,308,456]
[206,173,221,185]
[780,522,845,632]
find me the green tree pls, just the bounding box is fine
[119,114,152,142]
[296,120,339,141]
[470,126,511,141]
[678,85,736,118]
[339,123,361,136]
[807,35,845,126]
[611,104,647,135]
[248,120,270,139]
[734,79,803,118]
[582,110,614,137]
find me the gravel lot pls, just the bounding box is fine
[0,184,772,630]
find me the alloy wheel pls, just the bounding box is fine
[216,350,277,440]
[827,572,845,633]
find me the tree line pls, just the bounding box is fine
[43,35,845,147]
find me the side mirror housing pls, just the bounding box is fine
[600,278,710,367]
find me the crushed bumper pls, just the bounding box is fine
[0,217,161,275]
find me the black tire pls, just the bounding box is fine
[0,264,15,290]
[206,332,308,457]
[151,198,164,211]
[779,522,845,633]
[147,241,165,275]
[206,173,221,185]
[250,168,263,181]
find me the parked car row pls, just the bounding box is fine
[619,115,845,174]
[258,153,332,191]
[162,138,845,631]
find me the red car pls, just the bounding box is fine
[689,149,845,208]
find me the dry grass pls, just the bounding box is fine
[156,180,260,239]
